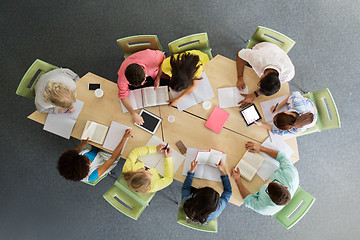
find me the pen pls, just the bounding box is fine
[64,108,70,113]
[272,103,279,113]
[163,143,168,150]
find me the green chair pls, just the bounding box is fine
[116,35,163,59]
[274,187,315,229]
[301,88,341,136]
[246,26,296,53]
[81,173,109,186]
[16,59,58,98]
[176,202,218,233]
[168,33,213,59]
[103,175,155,220]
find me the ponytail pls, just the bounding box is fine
[274,112,313,130]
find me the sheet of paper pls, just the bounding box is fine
[43,100,84,139]
[260,95,288,124]
[138,136,185,176]
[171,72,215,112]
[120,89,143,113]
[183,147,226,182]
[218,86,249,108]
[102,121,131,154]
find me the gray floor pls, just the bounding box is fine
[1,0,359,239]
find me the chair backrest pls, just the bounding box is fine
[16,59,58,98]
[168,33,213,59]
[103,175,155,220]
[176,202,218,233]
[81,173,108,186]
[246,26,296,53]
[273,187,315,229]
[301,88,341,135]
[116,35,163,59]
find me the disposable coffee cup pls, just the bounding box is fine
[94,88,104,98]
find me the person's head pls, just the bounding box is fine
[273,112,314,130]
[182,187,219,224]
[266,180,291,205]
[123,169,152,193]
[125,63,146,87]
[57,150,90,181]
[259,71,281,96]
[44,82,76,109]
[169,52,200,92]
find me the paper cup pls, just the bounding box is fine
[202,101,211,110]
[168,115,175,123]
[94,88,104,98]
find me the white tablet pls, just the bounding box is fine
[240,103,262,126]
[134,109,162,134]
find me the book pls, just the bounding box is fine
[120,86,169,113]
[195,149,223,167]
[183,147,227,182]
[138,136,185,177]
[102,121,131,154]
[218,86,249,108]
[43,100,84,139]
[204,106,230,133]
[81,120,109,145]
[170,72,215,112]
[260,95,288,124]
[235,150,266,181]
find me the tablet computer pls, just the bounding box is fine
[134,109,162,134]
[240,103,262,126]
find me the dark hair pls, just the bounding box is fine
[125,63,145,86]
[169,52,200,92]
[182,187,219,224]
[267,181,291,205]
[57,150,90,181]
[259,72,280,96]
[274,112,314,130]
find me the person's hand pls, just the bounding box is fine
[254,121,264,127]
[164,147,172,158]
[238,93,256,108]
[215,159,227,175]
[68,106,75,113]
[80,137,89,147]
[231,166,241,181]
[154,78,160,91]
[270,105,278,113]
[190,159,198,173]
[123,129,132,139]
[156,144,166,153]
[236,77,246,90]
[245,141,261,153]
[168,98,180,107]
[132,112,144,125]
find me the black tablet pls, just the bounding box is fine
[134,109,162,134]
[240,103,262,126]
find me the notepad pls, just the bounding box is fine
[81,120,109,145]
[218,86,249,108]
[102,121,131,154]
[205,106,230,133]
[195,149,223,167]
[260,95,288,124]
[137,136,185,176]
[235,150,266,181]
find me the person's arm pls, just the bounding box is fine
[255,121,273,131]
[168,79,200,107]
[153,64,163,90]
[231,167,251,199]
[181,159,197,200]
[238,89,261,108]
[123,145,158,172]
[245,141,279,159]
[236,52,246,90]
[74,138,89,152]
[120,97,144,125]
[271,95,290,113]
[61,68,80,82]
[151,148,174,192]
[96,129,132,176]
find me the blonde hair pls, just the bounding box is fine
[44,82,76,109]
[123,171,151,193]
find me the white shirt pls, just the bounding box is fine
[238,42,295,83]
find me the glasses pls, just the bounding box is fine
[265,179,283,195]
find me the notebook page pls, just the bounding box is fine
[170,89,197,112]
[260,95,288,124]
[237,160,257,181]
[102,121,131,153]
[218,86,248,108]
[155,86,170,105]
[142,87,157,107]
[91,123,108,144]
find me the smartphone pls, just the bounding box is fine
[175,140,187,155]
[88,83,101,90]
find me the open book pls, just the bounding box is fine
[196,149,223,167]
[218,86,249,108]
[120,86,169,113]
[183,147,226,182]
[81,120,109,145]
[138,136,185,176]
[102,121,131,154]
[170,72,215,112]
[236,150,266,181]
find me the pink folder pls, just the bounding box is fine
[205,106,230,134]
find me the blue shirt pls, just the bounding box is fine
[272,91,318,136]
[181,172,232,222]
[84,149,99,182]
[244,152,299,216]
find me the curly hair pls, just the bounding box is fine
[57,150,90,181]
[125,63,145,86]
[182,187,219,224]
[44,82,76,109]
[267,181,291,205]
[169,52,200,92]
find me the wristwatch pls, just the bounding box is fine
[254,91,259,97]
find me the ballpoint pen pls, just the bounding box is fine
[272,103,279,113]
[163,143,168,150]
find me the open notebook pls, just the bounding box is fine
[235,150,266,181]
[138,136,185,176]
[102,121,131,154]
[81,120,109,145]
